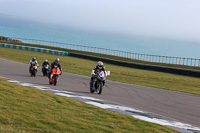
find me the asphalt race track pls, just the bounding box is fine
[0,58,200,128]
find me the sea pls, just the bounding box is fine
[1,16,200,59]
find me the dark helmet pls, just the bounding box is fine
[32,57,36,61]
[55,58,60,63]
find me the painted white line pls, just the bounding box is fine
[133,115,200,131]
[74,96,104,102]
[19,83,34,86]
[55,93,77,98]
[86,101,116,109]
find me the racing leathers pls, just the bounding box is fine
[42,61,50,72]
[91,65,107,86]
[48,61,62,78]
[29,60,39,73]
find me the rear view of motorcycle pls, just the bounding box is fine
[90,70,110,94]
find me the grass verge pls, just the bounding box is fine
[0,78,179,132]
[0,47,200,95]
[1,40,200,70]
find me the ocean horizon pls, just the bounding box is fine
[1,16,200,59]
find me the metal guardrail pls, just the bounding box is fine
[1,36,200,66]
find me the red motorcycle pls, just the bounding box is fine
[49,65,61,86]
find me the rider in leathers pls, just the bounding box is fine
[90,61,107,86]
[48,58,62,78]
[42,59,50,72]
[29,57,39,73]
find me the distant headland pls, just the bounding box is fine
[0,36,22,43]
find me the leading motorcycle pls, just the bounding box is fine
[90,70,107,94]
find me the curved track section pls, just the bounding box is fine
[0,58,200,129]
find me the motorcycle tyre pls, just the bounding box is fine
[49,79,52,85]
[90,82,94,93]
[97,82,103,95]
[33,71,36,77]
[53,76,57,86]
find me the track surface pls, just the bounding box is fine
[0,58,200,127]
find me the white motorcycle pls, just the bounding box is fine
[90,70,110,94]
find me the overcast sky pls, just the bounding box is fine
[0,0,200,42]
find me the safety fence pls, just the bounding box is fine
[0,36,200,67]
[69,52,200,78]
[0,43,68,56]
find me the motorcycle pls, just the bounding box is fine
[30,65,38,77]
[42,64,49,77]
[49,65,61,86]
[90,70,107,94]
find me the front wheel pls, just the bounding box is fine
[33,70,36,77]
[45,70,48,77]
[53,76,57,86]
[97,82,103,94]
[49,79,52,85]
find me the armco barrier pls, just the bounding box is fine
[69,52,200,78]
[0,43,68,56]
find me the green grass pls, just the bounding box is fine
[0,78,179,133]
[0,47,200,95]
[1,40,200,70]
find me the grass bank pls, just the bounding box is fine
[0,78,179,132]
[0,47,200,95]
[1,40,200,70]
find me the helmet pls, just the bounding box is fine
[97,61,103,67]
[32,57,36,61]
[55,58,60,63]
[44,59,48,62]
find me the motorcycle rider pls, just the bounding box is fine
[48,58,62,78]
[29,57,39,73]
[42,59,50,72]
[90,61,107,86]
